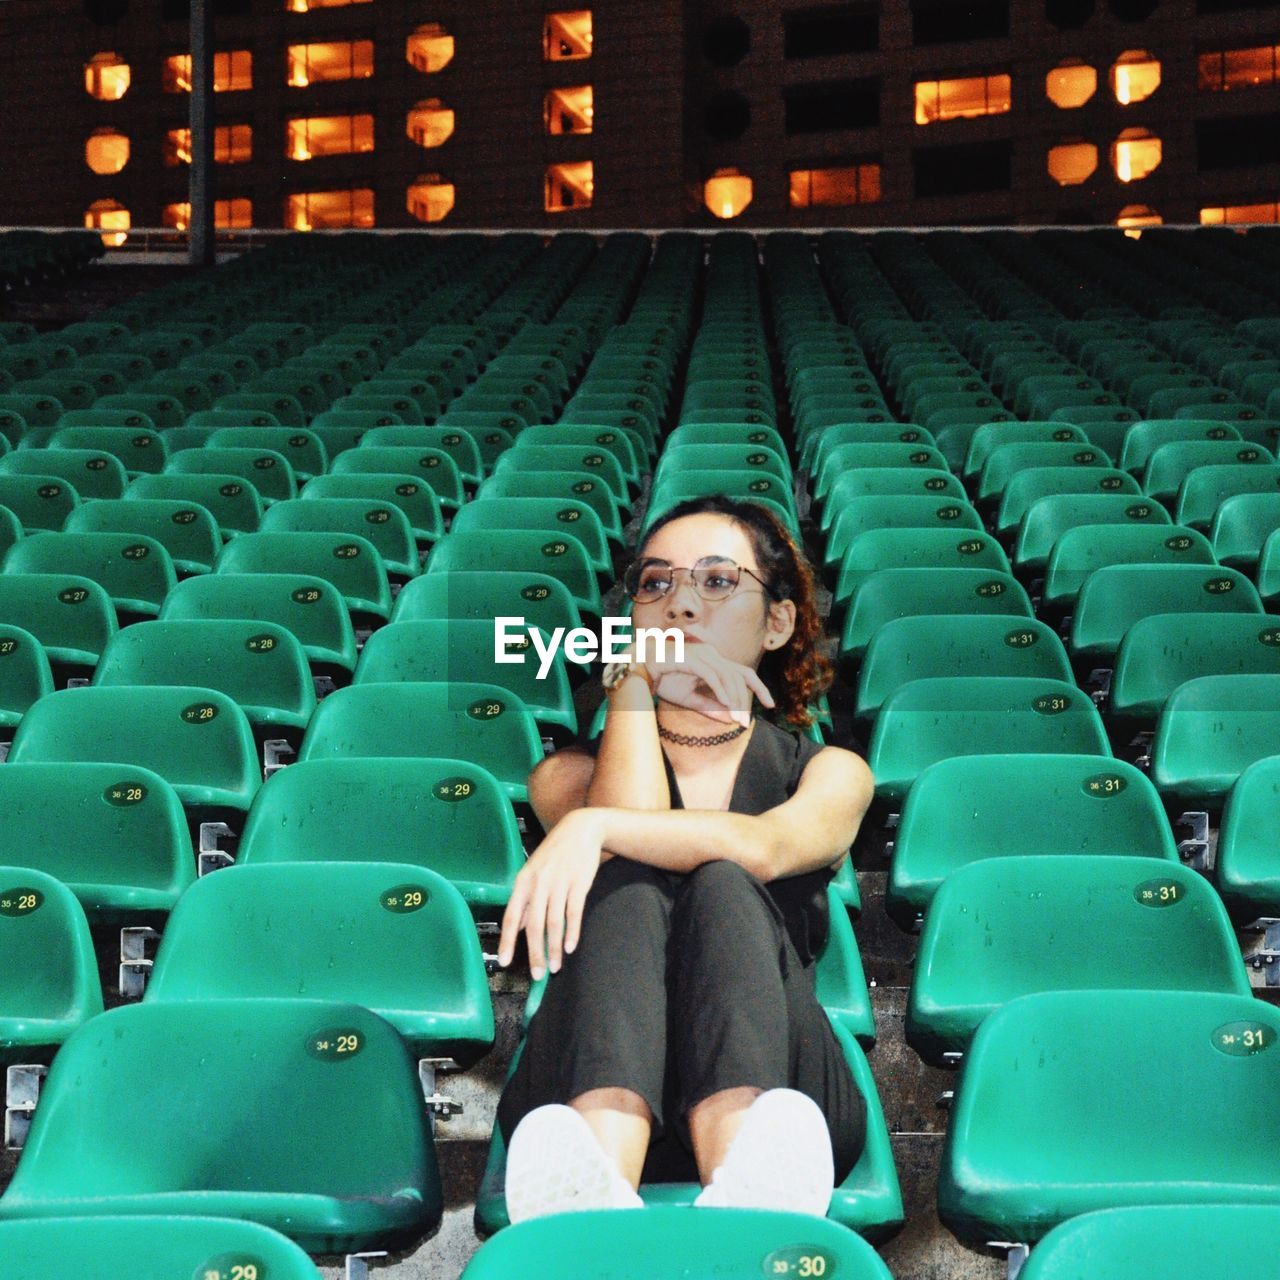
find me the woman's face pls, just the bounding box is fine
[631,513,796,670]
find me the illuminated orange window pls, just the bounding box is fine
[162,199,254,230]
[286,0,369,9]
[1202,202,1280,225]
[284,188,374,230]
[287,115,374,160]
[406,100,455,148]
[407,177,456,223]
[915,74,1011,125]
[789,164,880,208]
[85,199,130,247]
[407,23,454,73]
[84,52,131,100]
[85,128,130,175]
[545,10,593,61]
[163,51,252,93]
[1116,203,1161,238]
[164,125,253,166]
[545,85,594,135]
[1046,60,1096,108]
[704,169,753,219]
[545,161,594,212]
[1111,50,1160,104]
[1111,128,1162,182]
[1047,141,1097,186]
[1197,45,1278,92]
[286,40,374,87]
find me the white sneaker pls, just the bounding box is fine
[693,1089,835,1216]
[505,1103,645,1223]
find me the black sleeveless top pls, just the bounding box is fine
[576,717,843,967]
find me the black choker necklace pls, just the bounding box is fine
[657,722,750,748]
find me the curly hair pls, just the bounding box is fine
[638,495,832,729]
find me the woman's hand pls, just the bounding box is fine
[497,807,609,980]
[641,639,775,727]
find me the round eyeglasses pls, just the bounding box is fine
[623,556,779,604]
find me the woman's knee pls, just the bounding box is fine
[675,859,774,925]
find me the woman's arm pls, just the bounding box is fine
[591,746,873,882]
[527,672,669,833]
[499,745,873,978]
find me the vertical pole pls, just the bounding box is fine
[189,0,215,267]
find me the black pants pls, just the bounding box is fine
[496,857,867,1185]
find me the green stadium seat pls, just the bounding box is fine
[650,469,797,521]
[475,1018,903,1239]
[1212,492,1280,571]
[963,422,1090,483]
[64,498,220,576]
[1070,564,1262,661]
[460,1205,894,1280]
[303,456,445,529]
[1175,463,1280,530]
[426,530,602,618]
[995,467,1140,538]
[977,442,1109,506]
[493,444,630,508]
[0,395,62,432]
[392,569,583,643]
[834,530,1011,610]
[937,990,1280,1246]
[360,425,485,487]
[93,618,315,734]
[0,761,191,921]
[480,470,623,545]
[0,573,115,668]
[854,615,1071,724]
[434,413,520,473]
[144,863,494,1062]
[0,998,440,1253]
[1019,1205,1280,1280]
[9,686,260,816]
[355,619,576,737]
[908,856,1248,1065]
[0,1216,323,1280]
[261,498,419,579]
[168,447,298,506]
[657,442,791,490]
[137,372,214,414]
[889,754,1175,929]
[802,422,935,476]
[1013,493,1170,575]
[1217,755,1280,920]
[1151,673,1280,805]
[1143,440,1275,504]
[245,372,331,420]
[15,377,96,413]
[868,677,1110,802]
[520,424,646,488]
[1111,611,1280,724]
[0,449,126,501]
[331,445,464,512]
[296,683,543,804]
[814,443,950,505]
[1043,524,1217,612]
[4,532,176,618]
[46,426,167,476]
[0,864,101,1062]
[206,428,328,481]
[820,468,965,533]
[666,421,787,458]
[93,393,185,431]
[0,623,53,727]
[125,472,263,537]
[825,496,983,571]
[333,392,426,426]
[839,568,1032,664]
[237,757,522,913]
[455,497,610,575]
[214,392,306,430]
[1119,419,1243,474]
[161,571,356,676]
[216,531,391,621]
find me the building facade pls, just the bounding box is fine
[1,0,1278,235]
